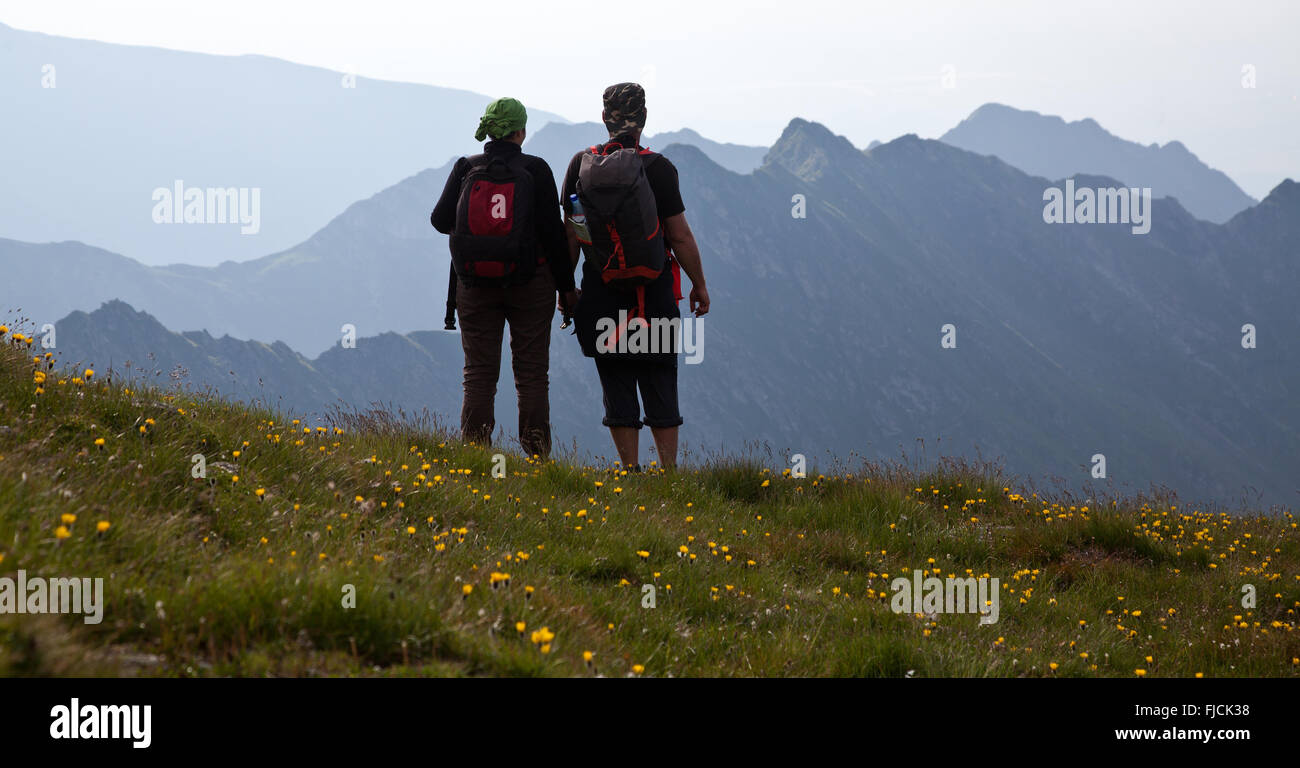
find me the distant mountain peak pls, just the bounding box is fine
[966,102,1018,117]
[654,141,714,163]
[886,132,923,145]
[941,103,1256,223]
[766,119,864,180]
[778,117,839,140]
[959,102,1104,136]
[524,120,768,176]
[1260,177,1299,206]
[655,127,703,140]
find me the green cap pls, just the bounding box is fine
[474,97,528,142]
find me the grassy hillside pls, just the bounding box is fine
[0,327,1296,677]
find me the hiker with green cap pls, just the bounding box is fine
[560,83,711,471]
[473,96,529,142]
[431,97,575,458]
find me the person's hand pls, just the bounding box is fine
[559,289,580,313]
[689,284,710,316]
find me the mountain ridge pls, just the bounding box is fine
[940,102,1257,223]
[0,21,565,267]
[12,114,1296,506]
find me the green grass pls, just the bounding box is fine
[0,331,1297,677]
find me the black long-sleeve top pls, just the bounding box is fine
[430,139,575,292]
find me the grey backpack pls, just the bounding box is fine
[575,143,666,288]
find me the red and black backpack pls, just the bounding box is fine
[449,153,536,283]
[575,143,665,289]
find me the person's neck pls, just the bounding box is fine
[609,132,642,148]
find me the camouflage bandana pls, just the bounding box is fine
[602,82,646,138]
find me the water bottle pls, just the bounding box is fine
[569,194,592,242]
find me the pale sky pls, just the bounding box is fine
[6,0,1298,197]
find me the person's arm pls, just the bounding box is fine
[564,220,581,268]
[664,212,709,316]
[530,160,576,294]
[430,159,465,234]
[560,154,584,270]
[555,154,584,312]
[552,221,582,314]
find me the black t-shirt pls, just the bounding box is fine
[561,140,686,359]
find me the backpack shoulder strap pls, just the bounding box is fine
[458,155,486,195]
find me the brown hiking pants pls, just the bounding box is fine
[456,268,555,457]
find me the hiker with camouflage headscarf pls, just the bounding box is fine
[560,83,711,470]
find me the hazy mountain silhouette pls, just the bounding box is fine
[0,162,458,358]
[643,127,767,174]
[25,119,1299,507]
[521,121,611,176]
[0,120,761,357]
[941,103,1256,223]
[49,299,609,460]
[0,21,566,267]
[523,121,767,178]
